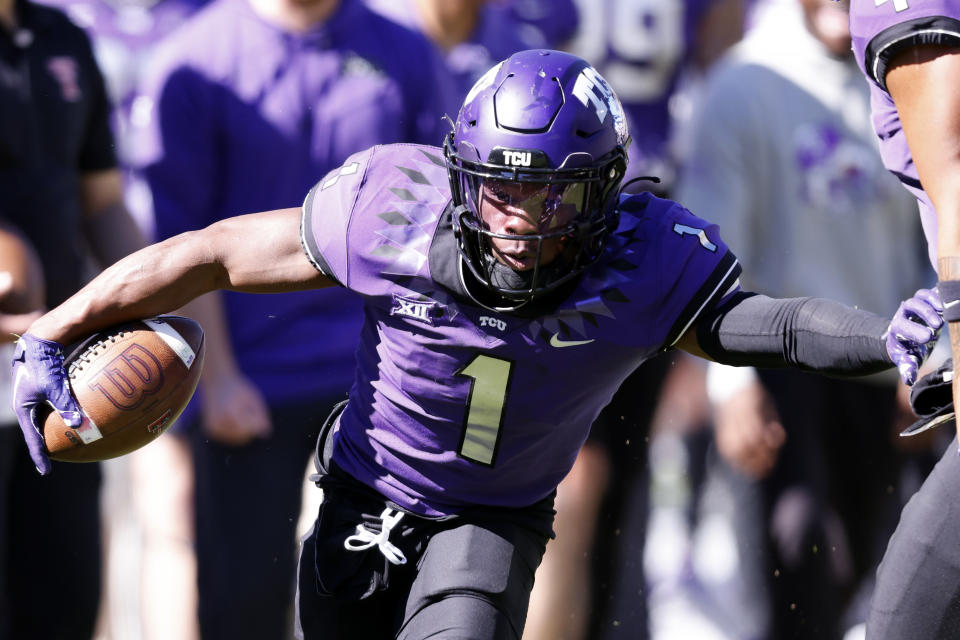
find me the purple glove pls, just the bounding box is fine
[885,287,944,386]
[11,334,82,474]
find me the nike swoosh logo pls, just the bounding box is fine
[549,332,595,348]
[945,299,960,309]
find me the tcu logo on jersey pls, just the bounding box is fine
[87,344,164,410]
[503,151,532,167]
[479,316,507,332]
[572,66,629,144]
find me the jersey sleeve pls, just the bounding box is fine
[300,144,451,295]
[647,200,742,347]
[851,0,960,91]
[299,147,375,287]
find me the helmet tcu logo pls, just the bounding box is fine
[503,151,532,167]
[491,147,548,168]
[572,66,629,144]
[87,344,164,410]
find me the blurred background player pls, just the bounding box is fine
[0,0,147,636]
[129,0,452,637]
[523,2,744,638]
[36,0,208,235]
[677,0,932,637]
[564,0,744,192]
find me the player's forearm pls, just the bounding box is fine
[691,292,892,375]
[29,231,223,345]
[27,208,331,345]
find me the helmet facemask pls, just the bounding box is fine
[445,135,626,306]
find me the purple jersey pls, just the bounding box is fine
[851,0,960,265]
[136,0,452,404]
[301,143,740,517]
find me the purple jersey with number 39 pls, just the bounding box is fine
[850,0,960,265]
[301,144,740,517]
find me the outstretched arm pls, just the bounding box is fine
[684,288,941,479]
[676,289,941,376]
[30,207,333,345]
[12,207,333,473]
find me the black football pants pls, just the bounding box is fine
[867,438,960,639]
[294,418,554,640]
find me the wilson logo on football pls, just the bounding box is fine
[87,344,165,410]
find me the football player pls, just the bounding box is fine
[850,0,960,636]
[11,49,941,639]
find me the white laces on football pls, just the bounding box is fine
[343,507,407,565]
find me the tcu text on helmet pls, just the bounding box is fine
[503,150,532,167]
[573,66,616,125]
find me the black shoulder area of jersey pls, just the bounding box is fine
[868,15,960,90]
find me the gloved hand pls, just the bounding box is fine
[11,334,82,474]
[885,287,944,386]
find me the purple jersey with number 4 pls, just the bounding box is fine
[301,143,740,517]
[850,0,960,265]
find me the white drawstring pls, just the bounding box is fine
[343,507,407,565]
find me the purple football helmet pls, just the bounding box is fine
[444,49,630,306]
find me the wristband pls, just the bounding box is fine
[940,280,960,322]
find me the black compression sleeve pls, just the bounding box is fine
[695,292,892,376]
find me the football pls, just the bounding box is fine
[42,315,205,462]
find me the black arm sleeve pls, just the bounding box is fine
[695,291,892,376]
